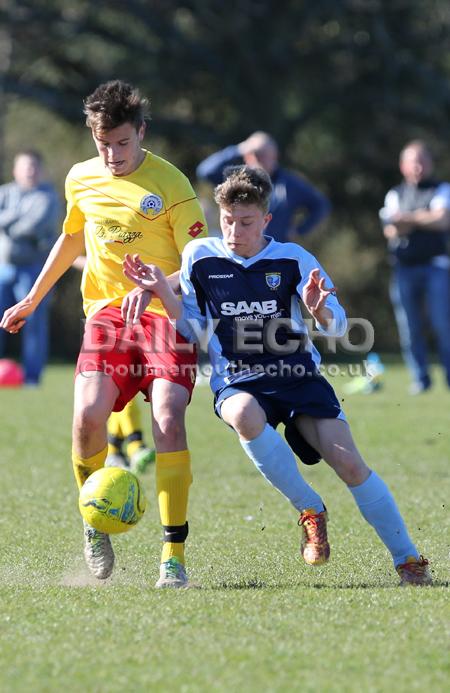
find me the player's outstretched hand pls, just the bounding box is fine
[123,254,165,291]
[123,254,182,322]
[123,253,172,323]
[302,268,335,317]
[0,298,36,334]
[121,286,152,324]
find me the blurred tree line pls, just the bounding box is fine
[1,0,450,358]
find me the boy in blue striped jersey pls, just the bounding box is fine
[123,165,431,586]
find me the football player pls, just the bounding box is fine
[1,80,207,588]
[123,165,431,586]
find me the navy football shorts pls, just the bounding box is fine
[214,373,346,466]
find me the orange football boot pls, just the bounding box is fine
[299,508,330,566]
[396,556,432,586]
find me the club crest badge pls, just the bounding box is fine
[265,272,281,290]
[140,193,163,216]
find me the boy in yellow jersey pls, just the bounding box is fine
[0,80,207,587]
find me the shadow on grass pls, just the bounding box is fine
[310,579,449,589]
[208,578,449,590]
[209,581,389,590]
[212,579,267,590]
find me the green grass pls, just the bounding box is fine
[0,364,449,692]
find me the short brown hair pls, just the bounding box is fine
[14,149,43,165]
[214,165,272,212]
[83,80,149,133]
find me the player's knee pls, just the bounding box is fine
[343,462,368,486]
[73,405,106,438]
[226,404,264,439]
[153,407,186,446]
[327,446,368,485]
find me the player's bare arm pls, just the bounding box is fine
[0,231,85,334]
[121,286,152,325]
[122,253,182,322]
[167,270,181,294]
[302,268,336,328]
[121,267,181,324]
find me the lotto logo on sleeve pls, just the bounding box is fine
[188,221,205,238]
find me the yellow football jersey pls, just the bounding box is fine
[63,150,207,319]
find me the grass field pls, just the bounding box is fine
[0,363,449,692]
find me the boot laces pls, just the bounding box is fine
[86,527,109,557]
[400,556,429,576]
[299,511,327,544]
[163,558,186,580]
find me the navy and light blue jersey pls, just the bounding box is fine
[177,237,347,395]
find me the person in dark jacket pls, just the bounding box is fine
[196,131,330,243]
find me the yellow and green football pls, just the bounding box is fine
[79,467,146,534]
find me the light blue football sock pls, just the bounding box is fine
[240,424,324,513]
[349,471,418,566]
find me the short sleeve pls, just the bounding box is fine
[379,189,400,223]
[62,174,85,235]
[167,177,208,253]
[430,183,450,211]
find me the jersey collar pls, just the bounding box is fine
[220,235,275,266]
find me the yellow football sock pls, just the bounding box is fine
[118,399,146,458]
[107,441,121,456]
[119,399,142,437]
[107,410,123,454]
[126,439,144,457]
[156,450,192,564]
[72,445,108,490]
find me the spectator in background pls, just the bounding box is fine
[196,131,330,242]
[0,150,60,384]
[379,140,450,394]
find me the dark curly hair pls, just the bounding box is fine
[83,80,150,132]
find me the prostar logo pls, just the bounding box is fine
[220,300,278,316]
[188,221,205,238]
